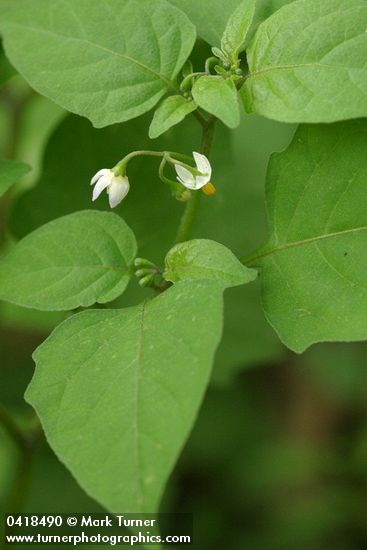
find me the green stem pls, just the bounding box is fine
[0,406,43,516]
[116,150,203,177]
[0,86,34,160]
[0,405,24,451]
[174,117,217,244]
[0,86,34,248]
[193,109,209,126]
[6,447,35,515]
[115,150,165,173]
[158,157,170,186]
[180,71,207,92]
[205,57,218,74]
[121,150,165,162]
[157,159,180,196]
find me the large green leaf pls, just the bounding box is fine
[248,121,367,352]
[164,239,256,286]
[0,159,30,198]
[0,0,196,127]
[242,0,367,123]
[27,280,226,513]
[0,211,137,311]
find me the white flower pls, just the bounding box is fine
[174,152,212,190]
[91,169,129,208]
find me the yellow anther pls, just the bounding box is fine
[202,182,216,196]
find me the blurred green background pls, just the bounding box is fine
[1,40,367,550]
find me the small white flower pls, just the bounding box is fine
[91,169,130,208]
[174,152,212,190]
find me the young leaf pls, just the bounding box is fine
[242,0,367,123]
[0,211,137,311]
[0,159,30,198]
[149,96,197,139]
[0,0,196,128]
[221,0,256,63]
[164,239,256,286]
[248,121,367,352]
[192,76,240,128]
[27,281,227,513]
[212,47,229,65]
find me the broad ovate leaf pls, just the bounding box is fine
[249,121,367,352]
[242,0,367,123]
[27,281,226,512]
[0,0,196,127]
[149,95,197,139]
[164,239,256,287]
[192,76,240,128]
[0,211,137,310]
[0,159,30,198]
[221,0,256,62]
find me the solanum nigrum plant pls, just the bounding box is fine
[1,0,367,523]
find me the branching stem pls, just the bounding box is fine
[174,116,217,244]
[0,405,43,515]
[0,405,25,452]
[116,150,204,177]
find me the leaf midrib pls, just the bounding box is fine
[6,22,176,90]
[133,300,148,509]
[245,62,359,82]
[246,224,367,266]
[166,263,243,281]
[3,264,130,274]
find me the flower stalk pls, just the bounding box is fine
[91,149,216,208]
[174,116,217,243]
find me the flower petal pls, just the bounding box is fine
[175,164,196,188]
[92,174,111,201]
[176,177,197,190]
[91,168,110,186]
[195,175,211,189]
[108,177,130,208]
[193,152,211,178]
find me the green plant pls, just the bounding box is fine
[1,0,367,534]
